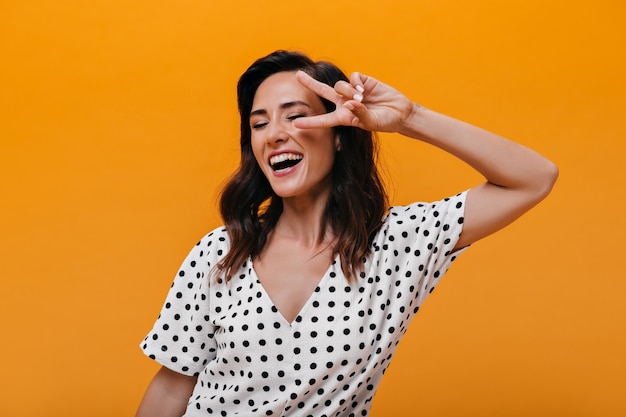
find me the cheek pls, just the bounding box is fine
[313,131,338,160]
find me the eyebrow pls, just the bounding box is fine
[249,100,312,118]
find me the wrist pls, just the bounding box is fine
[397,102,427,139]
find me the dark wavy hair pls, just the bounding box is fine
[217,50,388,281]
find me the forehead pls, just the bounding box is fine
[252,71,324,110]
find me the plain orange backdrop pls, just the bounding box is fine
[1,0,624,416]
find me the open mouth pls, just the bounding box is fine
[269,153,303,171]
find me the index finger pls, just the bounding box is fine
[295,70,342,103]
[293,111,341,129]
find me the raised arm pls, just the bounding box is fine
[397,104,558,249]
[136,366,197,417]
[294,71,558,249]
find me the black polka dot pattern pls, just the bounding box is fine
[141,192,469,416]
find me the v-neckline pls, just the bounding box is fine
[249,255,337,327]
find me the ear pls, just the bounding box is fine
[335,134,342,151]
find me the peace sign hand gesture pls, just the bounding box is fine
[293,70,416,133]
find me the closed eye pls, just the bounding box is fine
[287,114,307,121]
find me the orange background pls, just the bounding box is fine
[1,0,624,416]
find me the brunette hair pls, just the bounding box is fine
[217,50,387,280]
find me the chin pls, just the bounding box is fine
[271,189,298,199]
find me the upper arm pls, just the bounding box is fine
[153,365,198,392]
[136,366,197,417]
[140,230,224,375]
[455,176,557,250]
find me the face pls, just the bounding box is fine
[250,71,338,201]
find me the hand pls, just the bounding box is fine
[293,70,416,133]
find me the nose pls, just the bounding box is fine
[266,120,290,145]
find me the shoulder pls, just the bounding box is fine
[386,191,467,225]
[198,226,230,250]
[374,191,468,253]
[179,226,231,270]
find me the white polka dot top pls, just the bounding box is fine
[141,192,469,416]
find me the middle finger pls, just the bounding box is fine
[334,80,362,102]
[295,71,342,103]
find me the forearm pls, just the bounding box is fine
[398,104,558,194]
[136,367,197,417]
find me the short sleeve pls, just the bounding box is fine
[139,229,226,376]
[382,191,469,307]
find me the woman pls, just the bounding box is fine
[136,50,558,416]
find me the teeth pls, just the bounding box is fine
[269,153,303,166]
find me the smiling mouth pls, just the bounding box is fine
[269,153,303,171]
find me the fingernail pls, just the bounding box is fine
[353,93,363,103]
[356,85,364,94]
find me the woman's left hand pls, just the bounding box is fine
[294,70,415,133]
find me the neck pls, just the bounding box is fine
[274,190,333,248]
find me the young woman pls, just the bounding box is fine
[136,50,558,417]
